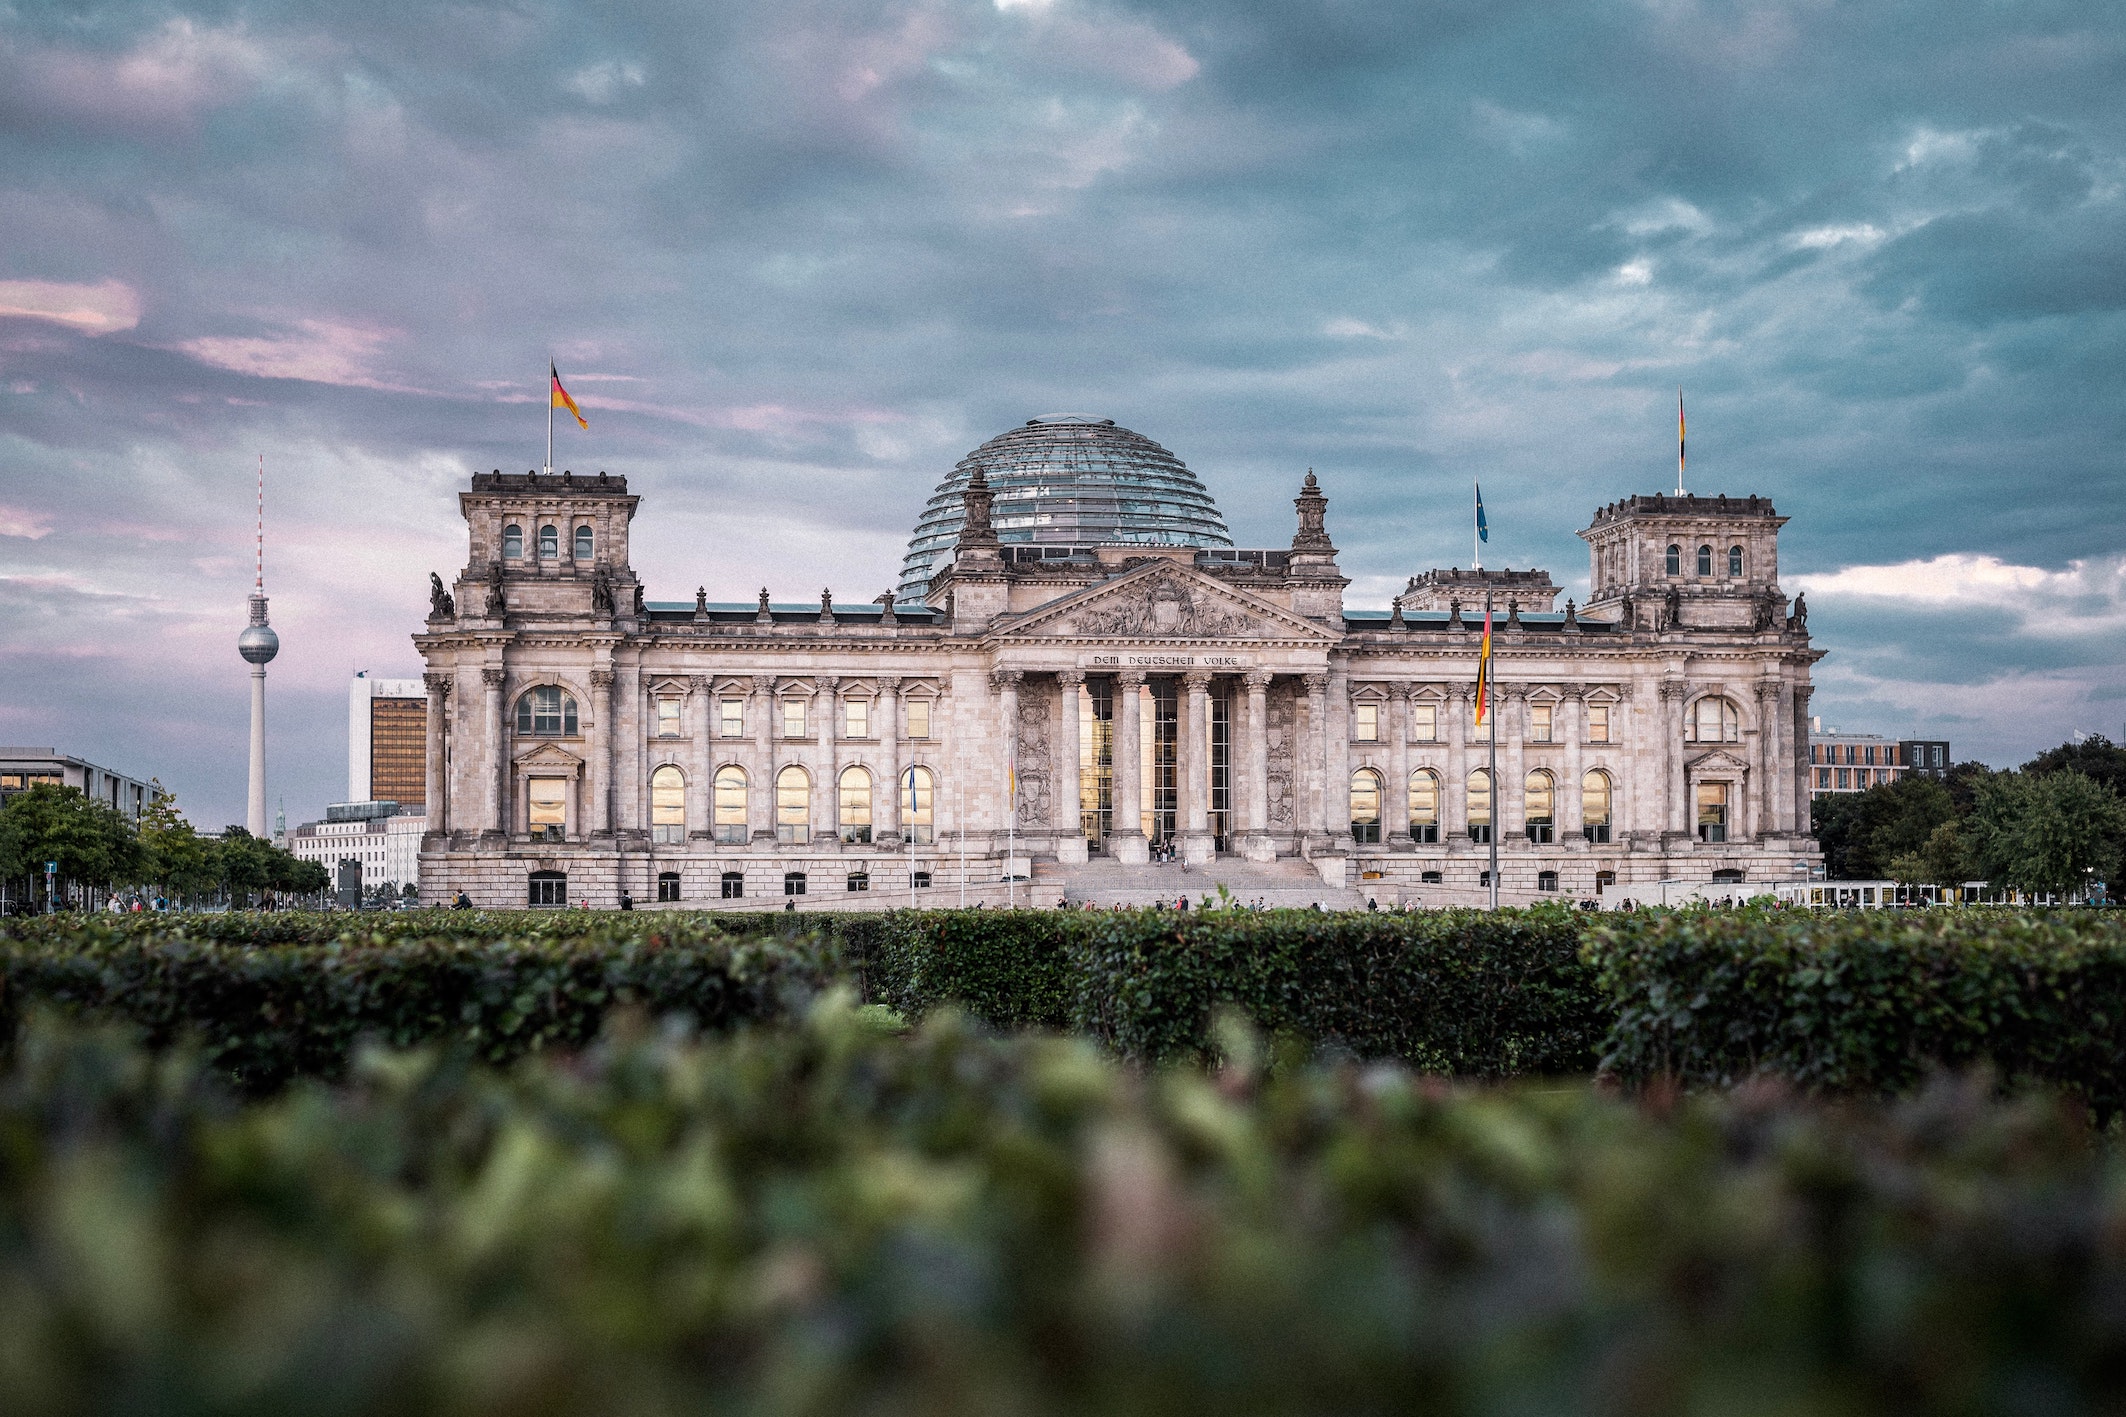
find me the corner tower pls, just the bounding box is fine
[1578,493,1788,631]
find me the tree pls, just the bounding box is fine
[0,783,146,906]
[1811,774,1958,879]
[1964,770,2126,900]
[1885,820,1975,889]
[138,786,217,903]
[215,825,328,905]
[2022,735,2126,799]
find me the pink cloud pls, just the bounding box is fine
[0,279,141,335]
[1,19,267,136]
[176,319,412,390]
[0,505,55,539]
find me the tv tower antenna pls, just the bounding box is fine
[238,454,280,839]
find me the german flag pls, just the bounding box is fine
[1475,603,1493,725]
[551,362,588,429]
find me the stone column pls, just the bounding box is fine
[616,658,642,838]
[1503,686,1527,846]
[423,672,451,836]
[1112,670,1147,863]
[1792,682,1814,837]
[1756,680,1784,837]
[1560,688,1584,837]
[1660,678,1689,840]
[1055,671,1087,863]
[690,676,712,841]
[750,675,775,843]
[1181,670,1214,863]
[876,676,902,845]
[481,667,506,837]
[589,667,614,837]
[816,676,840,849]
[1386,684,1413,850]
[1322,669,1349,847]
[992,669,1021,851]
[1240,670,1271,861]
[1445,688,1469,838]
[1302,673,1330,850]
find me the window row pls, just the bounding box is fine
[502,522,596,561]
[529,867,937,907]
[1665,543,1746,578]
[1350,699,1613,744]
[1347,768,1620,845]
[528,763,941,846]
[515,685,934,740]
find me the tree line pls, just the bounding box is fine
[0,783,330,912]
[1811,736,2126,899]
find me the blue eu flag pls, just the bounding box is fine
[1475,482,1488,544]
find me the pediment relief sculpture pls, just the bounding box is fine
[1016,567,1312,641]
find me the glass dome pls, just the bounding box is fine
[898,415,1232,600]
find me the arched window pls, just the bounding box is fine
[1524,769,1554,844]
[902,766,935,845]
[650,765,685,844]
[1408,768,1440,844]
[1348,768,1382,844]
[538,524,558,559]
[656,871,681,903]
[720,870,744,899]
[528,870,566,907]
[713,766,748,844]
[502,524,524,560]
[1728,544,1743,577]
[1696,544,1713,576]
[575,525,593,561]
[1582,769,1612,845]
[776,765,810,844]
[1687,696,1741,743]
[1467,769,1493,844]
[1665,544,1680,575]
[838,765,873,843]
[1537,870,1559,892]
[783,871,807,896]
[515,685,578,736]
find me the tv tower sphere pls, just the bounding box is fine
[239,596,279,664]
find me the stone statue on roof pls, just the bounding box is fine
[428,572,455,620]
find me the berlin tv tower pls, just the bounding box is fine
[237,455,279,837]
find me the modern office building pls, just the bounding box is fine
[349,673,428,812]
[409,415,1826,908]
[1806,720,1951,796]
[285,800,428,893]
[0,748,157,819]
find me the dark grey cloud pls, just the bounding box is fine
[3,0,2124,823]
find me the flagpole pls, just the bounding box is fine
[906,766,917,912]
[546,361,554,475]
[1486,589,1498,911]
[1473,480,1481,570]
[1676,389,1685,496]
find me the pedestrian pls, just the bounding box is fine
[620,891,634,911]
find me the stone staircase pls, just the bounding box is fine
[1041,856,1369,910]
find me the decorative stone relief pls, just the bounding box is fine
[1015,688,1052,830]
[1060,570,1258,638]
[1266,682,1296,827]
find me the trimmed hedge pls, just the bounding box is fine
[2,1006,2122,1414]
[0,912,835,1090]
[838,906,1608,1073]
[1589,907,2126,1115]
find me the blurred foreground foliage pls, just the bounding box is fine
[1,1001,2122,1417]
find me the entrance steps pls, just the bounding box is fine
[1044,856,1369,910]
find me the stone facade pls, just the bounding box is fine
[414,458,1823,908]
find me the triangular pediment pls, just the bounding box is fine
[514,741,585,773]
[1686,747,1752,774]
[992,562,1338,644]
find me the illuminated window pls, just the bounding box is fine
[502,524,523,559]
[845,698,869,738]
[1348,768,1382,844]
[1408,768,1440,843]
[1410,701,1437,742]
[902,766,935,845]
[719,699,743,736]
[1586,703,1611,743]
[776,765,810,844]
[1529,702,1553,743]
[1524,769,1554,844]
[1467,769,1492,843]
[1697,782,1729,842]
[907,699,931,739]
[575,525,593,560]
[714,766,748,844]
[527,777,566,842]
[782,698,807,739]
[650,765,685,844]
[1687,696,1740,743]
[838,766,872,843]
[1353,703,1378,742]
[655,697,681,737]
[1582,770,1612,844]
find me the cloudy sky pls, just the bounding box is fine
[2,0,2123,829]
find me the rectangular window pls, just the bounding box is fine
[1864,745,1877,765]
[1530,703,1553,743]
[1816,768,1830,789]
[845,699,869,738]
[1696,781,1729,843]
[1837,768,1850,789]
[656,697,681,737]
[1409,702,1437,742]
[1354,702,1378,741]
[782,699,807,739]
[1586,704,1610,743]
[527,777,566,841]
[719,699,743,737]
[907,698,930,738]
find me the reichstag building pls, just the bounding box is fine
[412,416,1823,907]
